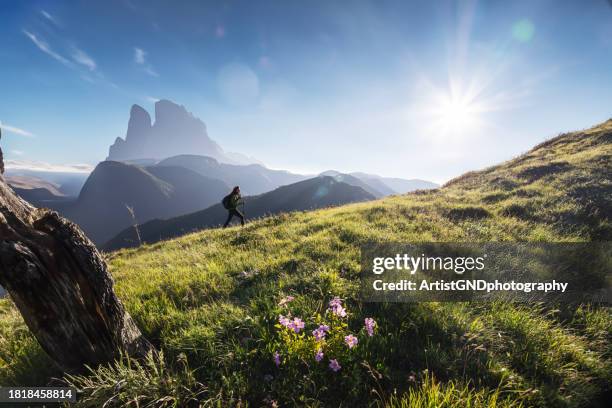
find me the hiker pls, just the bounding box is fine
[222,186,245,227]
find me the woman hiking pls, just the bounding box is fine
[222,186,245,228]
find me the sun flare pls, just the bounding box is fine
[439,97,476,130]
[421,87,487,139]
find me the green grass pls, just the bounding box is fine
[0,120,610,406]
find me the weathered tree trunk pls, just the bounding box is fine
[0,170,153,371]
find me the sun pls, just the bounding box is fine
[436,95,479,133]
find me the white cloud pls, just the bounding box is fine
[40,10,60,26]
[72,48,96,71]
[143,65,159,77]
[11,150,24,156]
[145,96,160,103]
[23,30,71,66]
[134,47,146,64]
[5,160,93,173]
[0,122,35,138]
[134,47,159,77]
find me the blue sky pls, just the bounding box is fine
[1,0,611,182]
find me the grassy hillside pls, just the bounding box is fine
[0,120,610,407]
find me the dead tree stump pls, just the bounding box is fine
[0,173,153,371]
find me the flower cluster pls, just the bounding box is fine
[273,295,377,374]
[279,315,305,333]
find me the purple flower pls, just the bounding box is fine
[332,305,347,317]
[364,317,377,337]
[279,315,292,328]
[278,295,295,306]
[315,348,324,362]
[278,315,304,333]
[329,359,341,372]
[273,351,281,367]
[312,328,326,341]
[329,297,343,308]
[312,325,330,341]
[291,317,305,333]
[328,297,347,317]
[344,334,358,349]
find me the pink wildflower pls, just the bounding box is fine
[273,351,281,367]
[329,297,343,308]
[344,334,358,348]
[328,297,347,317]
[329,359,341,372]
[312,325,330,341]
[364,317,377,337]
[278,315,292,328]
[278,315,304,333]
[291,317,305,333]
[315,348,324,362]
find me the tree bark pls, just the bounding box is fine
[0,173,153,371]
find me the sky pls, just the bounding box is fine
[1,0,611,183]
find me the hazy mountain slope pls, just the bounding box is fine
[104,176,375,250]
[351,171,439,193]
[5,175,63,195]
[319,170,387,197]
[156,154,308,195]
[60,161,228,244]
[5,175,68,207]
[4,170,88,197]
[321,170,439,197]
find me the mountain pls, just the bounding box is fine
[107,100,255,165]
[104,176,375,250]
[59,161,228,244]
[319,170,388,198]
[4,169,89,197]
[320,170,438,197]
[350,172,439,193]
[157,154,309,195]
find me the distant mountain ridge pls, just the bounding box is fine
[157,155,309,196]
[4,170,88,197]
[104,176,375,250]
[320,170,438,197]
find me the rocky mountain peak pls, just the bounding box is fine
[126,104,152,141]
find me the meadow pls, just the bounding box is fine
[0,120,610,407]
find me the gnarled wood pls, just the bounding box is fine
[0,167,153,371]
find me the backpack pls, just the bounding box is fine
[222,194,232,209]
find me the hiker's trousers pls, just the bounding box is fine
[223,209,245,227]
